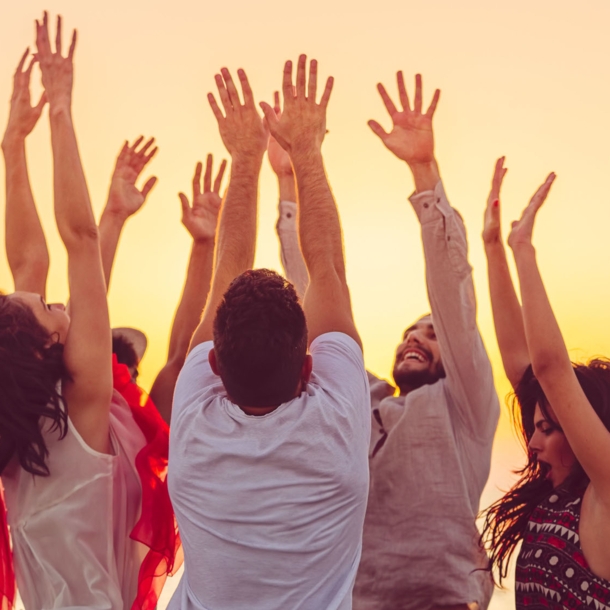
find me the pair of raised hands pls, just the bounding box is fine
[483,157,556,250]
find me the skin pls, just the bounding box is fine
[528,403,576,488]
[392,314,445,396]
[9,291,70,343]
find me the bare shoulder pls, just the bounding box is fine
[579,484,610,581]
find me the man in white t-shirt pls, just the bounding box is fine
[168,57,371,610]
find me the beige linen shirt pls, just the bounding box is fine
[353,182,499,610]
[276,184,500,609]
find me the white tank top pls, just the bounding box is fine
[2,390,146,609]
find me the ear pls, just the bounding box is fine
[301,354,313,385]
[208,348,220,376]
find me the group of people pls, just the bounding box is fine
[0,11,609,610]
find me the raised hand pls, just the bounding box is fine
[208,68,267,160]
[105,137,158,220]
[368,72,440,167]
[483,157,508,246]
[267,92,294,178]
[3,49,47,144]
[179,154,227,242]
[260,55,333,155]
[507,173,556,250]
[35,12,76,113]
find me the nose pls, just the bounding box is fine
[50,303,66,312]
[528,430,542,454]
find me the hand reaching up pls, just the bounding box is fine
[208,68,267,160]
[35,12,76,113]
[507,173,556,250]
[267,92,293,178]
[369,72,440,167]
[106,137,158,220]
[3,49,47,144]
[179,154,227,242]
[483,157,508,247]
[260,55,333,156]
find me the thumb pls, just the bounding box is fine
[368,120,389,141]
[260,101,279,129]
[34,91,48,115]
[141,176,157,200]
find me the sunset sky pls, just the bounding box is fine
[3,1,610,606]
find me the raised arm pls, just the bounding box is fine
[483,157,530,388]
[508,175,610,500]
[267,91,308,299]
[369,72,498,435]
[261,55,361,349]
[99,136,157,290]
[189,68,267,350]
[2,49,49,296]
[37,13,112,453]
[149,155,225,423]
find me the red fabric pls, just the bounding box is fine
[112,355,182,610]
[0,483,15,610]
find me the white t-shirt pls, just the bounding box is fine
[168,332,371,610]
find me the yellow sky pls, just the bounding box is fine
[2,2,610,603]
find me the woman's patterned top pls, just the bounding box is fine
[516,486,610,608]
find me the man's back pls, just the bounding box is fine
[168,332,370,610]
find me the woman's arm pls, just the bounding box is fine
[99,137,157,290]
[37,13,112,454]
[149,155,225,424]
[2,49,49,296]
[483,157,530,388]
[509,173,610,500]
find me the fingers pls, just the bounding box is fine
[368,119,389,140]
[35,12,52,57]
[213,159,227,193]
[296,54,307,97]
[414,74,423,114]
[208,93,224,121]
[237,69,254,106]
[55,15,62,55]
[193,162,203,197]
[215,74,233,114]
[397,71,410,111]
[16,48,29,75]
[221,68,242,108]
[308,59,318,102]
[377,83,398,117]
[260,101,280,130]
[141,176,157,200]
[204,155,213,193]
[282,60,293,102]
[529,173,556,211]
[273,91,281,114]
[68,30,77,61]
[319,76,333,108]
[25,56,38,78]
[491,156,507,196]
[426,89,441,118]
[179,193,191,217]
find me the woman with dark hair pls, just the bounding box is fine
[0,14,179,609]
[481,158,610,605]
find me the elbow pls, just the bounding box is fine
[62,223,100,249]
[530,351,572,384]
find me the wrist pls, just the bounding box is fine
[408,160,440,194]
[192,235,215,247]
[511,242,536,257]
[484,239,506,253]
[100,206,129,227]
[48,104,72,121]
[231,150,265,167]
[1,130,27,151]
[290,148,323,171]
[278,174,297,202]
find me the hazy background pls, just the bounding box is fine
[3,1,610,607]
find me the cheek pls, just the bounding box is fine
[549,434,576,466]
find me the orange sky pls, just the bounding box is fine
[3,2,610,606]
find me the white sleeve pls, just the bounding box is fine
[171,341,219,426]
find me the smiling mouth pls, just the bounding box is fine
[401,349,429,364]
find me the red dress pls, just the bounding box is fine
[516,486,610,608]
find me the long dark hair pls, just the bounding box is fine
[480,360,610,585]
[0,295,69,476]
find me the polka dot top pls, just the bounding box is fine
[516,486,610,608]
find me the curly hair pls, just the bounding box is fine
[213,269,308,407]
[0,295,69,476]
[480,360,610,585]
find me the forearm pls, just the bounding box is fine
[49,108,98,249]
[2,135,49,294]
[512,244,571,377]
[98,210,127,290]
[292,150,344,278]
[485,242,530,387]
[278,173,297,202]
[276,200,308,299]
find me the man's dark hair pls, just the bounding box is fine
[112,335,139,370]
[213,269,308,407]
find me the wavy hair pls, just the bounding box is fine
[480,360,610,585]
[0,295,69,476]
